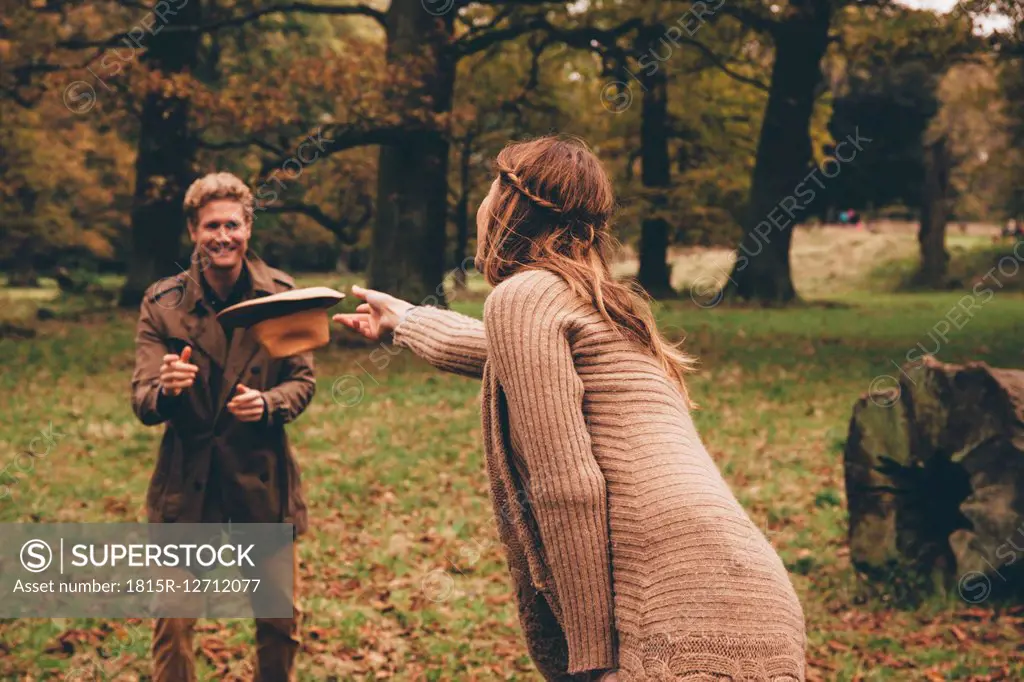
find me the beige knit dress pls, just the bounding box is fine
[393,269,806,682]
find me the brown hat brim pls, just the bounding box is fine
[217,286,345,329]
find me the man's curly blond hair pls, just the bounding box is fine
[183,172,254,227]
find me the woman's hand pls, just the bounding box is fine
[333,285,415,342]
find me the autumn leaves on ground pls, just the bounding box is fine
[1,228,1023,681]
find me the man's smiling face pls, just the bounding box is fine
[189,199,251,271]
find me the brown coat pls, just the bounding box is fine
[131,255,314,535]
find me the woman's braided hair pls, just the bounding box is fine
[496,160,564,214]
[495,158,597,245]
[480,135,695,403]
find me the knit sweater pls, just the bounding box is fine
[393,269,806,682]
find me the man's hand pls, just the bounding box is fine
[227,383,266,423]
[159,347,198,397]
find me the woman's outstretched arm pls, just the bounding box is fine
[334,286,487,379]
[484,271,616,675]
[392,306,486,379]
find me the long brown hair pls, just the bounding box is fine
[480,135,695,402]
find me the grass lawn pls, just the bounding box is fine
[1,227,1022,681]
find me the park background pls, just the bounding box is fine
[1,0,1023,679]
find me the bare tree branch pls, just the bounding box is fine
[497,15,644,68]
[254,122,429,175]
[115,0,157,10]
[258,194,373,244]
[716,4,779,36]
[458,0,564,7]
[57,2,385,50]
[197,136,288,157]
[450,14,549,57]
[669,32,770,91]
[187,2,387,33]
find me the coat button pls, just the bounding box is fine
[259,472,269,483]
[194,480,203,491]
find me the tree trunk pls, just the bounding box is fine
[637,31,674,298]
[369,0,454,305]
[8,236,39,287]
[119,0,202,307]
[915,135,951,288]
[452,134,474,290]
[724,9,833,304]
[7,267,39,288]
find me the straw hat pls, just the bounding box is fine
[217,287,345,358]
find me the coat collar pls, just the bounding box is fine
[178,251,277,316]
[247,254,279,297]
[178,252,276,380]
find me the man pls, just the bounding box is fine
[131,172,314,681]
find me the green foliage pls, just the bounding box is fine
[2,0,1020,281]
[994,8,1024,215]
[825,5,980,215]
[0,100,135,275]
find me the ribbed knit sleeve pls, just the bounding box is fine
[483,270,616,674]
[392,306,487,379]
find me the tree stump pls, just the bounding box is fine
[6,269,39,287]
[844,356,1024,602]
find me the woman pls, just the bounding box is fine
[335,136,806,681]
